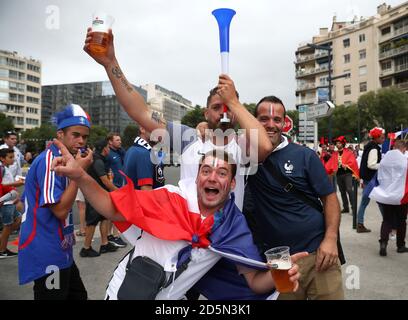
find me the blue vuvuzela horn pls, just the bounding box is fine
[212,8,236,123]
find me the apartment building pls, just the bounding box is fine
[295,1,408,141]
[0,50,42,130]
[41,81,148,134]
[142,84,194,123]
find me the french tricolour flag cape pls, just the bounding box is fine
[366,149,408,205]
[110,176,267,270]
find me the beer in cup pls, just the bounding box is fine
[89,12,114,55]
[264,246,294,293]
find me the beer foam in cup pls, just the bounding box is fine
[269,259,292,270]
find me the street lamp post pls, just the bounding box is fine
[328,48,333,141]
[307,43,350,142]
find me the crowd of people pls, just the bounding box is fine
[0,27,407,301]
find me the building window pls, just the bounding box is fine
[0,68,8,77]
[359,66,367,76]
[344,54,350,63]
[0,80,8,89]
[344,85,351,95]
[381,60,392,70]
[27,64,40,73]
[359,49,366,60]
[359,34,366,42]
[9,81,25,92]
[26,107,38,114]
[381,26,391,35]
[27,74,40,83]
[343,38,350,48]
[381,78,392,87]
[27,85,39,93]
[359,82,367,92]
[0,92,8,101]
[26,118,39,125]
[344,101,352,106]
[27,96,39,104]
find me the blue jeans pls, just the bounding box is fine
[357,193,370,224]
[0,204,21,225]
[357,181,385,224]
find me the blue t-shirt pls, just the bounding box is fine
[18,143,74,285]
[248,143,334,254]
[107,147,126,187]
[123,137,165,189]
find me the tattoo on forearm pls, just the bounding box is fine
[151,111,161,123]
[111,65,134,93]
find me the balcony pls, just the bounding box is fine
[296,53,315,63]
[380,25,408,43]
[296,65,329,78]
[296,51,330,64]
[380,68,394,77]
[379,44,408,60]
[395,63,408,73]
[297,97,316,105]
[395,82,408,91]
[296,83,316,92]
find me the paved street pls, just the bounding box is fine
[1,166,407,300]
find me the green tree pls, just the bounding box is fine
[181,105,205,128]
[122,124,140,149]
[357,91,378,139]
[373,87,408,132]
[22,124,55,153]
[0,113,14,132]
[286,110,299,135]
[243,103,256,116]
[88,125,109,147]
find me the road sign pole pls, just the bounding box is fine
[314,120,318,150]
[304,109,308,144]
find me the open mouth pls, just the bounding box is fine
[204,187,220,196]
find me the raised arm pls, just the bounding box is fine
[217,75,272,162]
[83,28,165,133]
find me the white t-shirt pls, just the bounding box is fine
[105,229,221,300]
[1,164,15,205]
[0,144,23,178]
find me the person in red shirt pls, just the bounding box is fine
[325,136,359,214]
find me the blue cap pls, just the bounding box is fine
[52,104,91,130]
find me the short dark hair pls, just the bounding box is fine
[206,87,239,108]
[198,149,237,179]
[0,147,14,159]
[94,138,109,153]
[254,96,286,118]
[4,130,17,139]
[107,132,120,141]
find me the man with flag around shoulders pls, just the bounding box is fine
[51,142,308,300]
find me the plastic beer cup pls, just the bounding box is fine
[89,12,114,55]
[264,246,294,293]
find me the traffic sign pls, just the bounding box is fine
[306,101,335,120]
[283,115,293,133]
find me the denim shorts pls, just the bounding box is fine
[0,204,21,225]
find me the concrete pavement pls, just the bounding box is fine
[1,167,407,299]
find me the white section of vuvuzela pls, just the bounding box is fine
[221,52,229,75]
